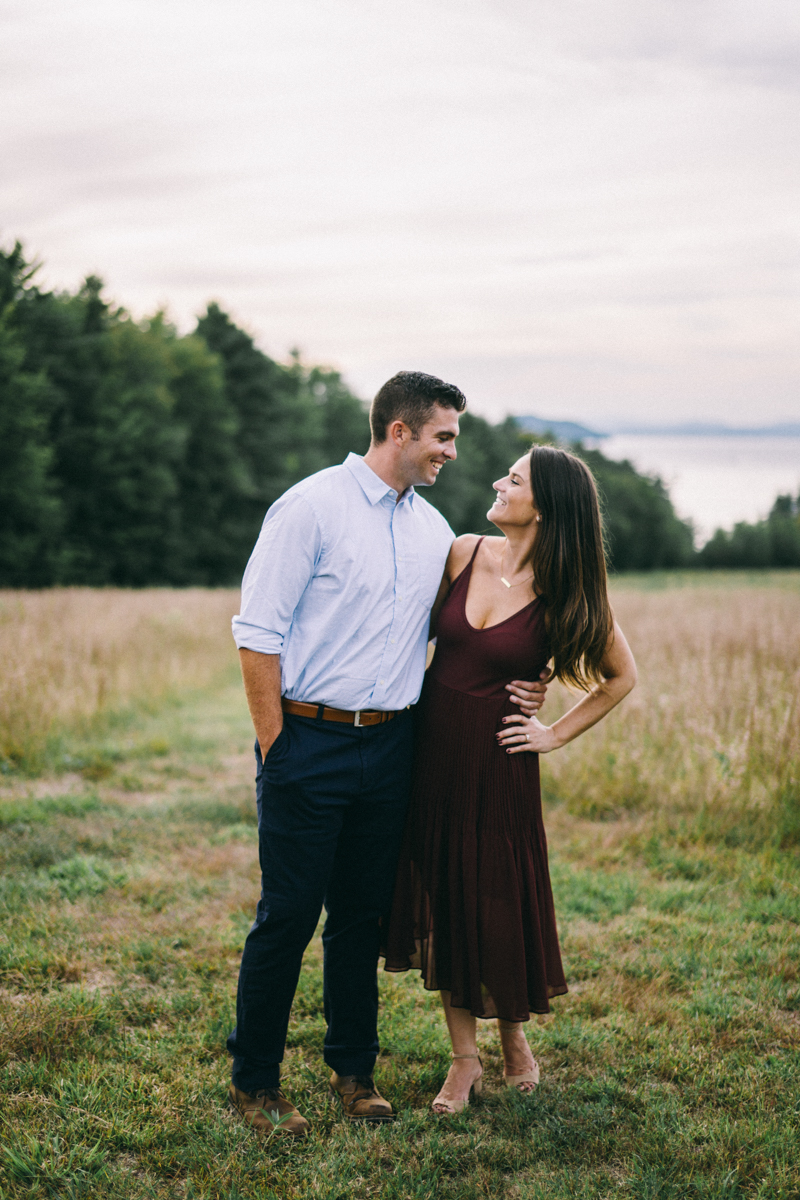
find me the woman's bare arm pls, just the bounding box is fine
[496,620,637,754]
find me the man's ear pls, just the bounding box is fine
[388,419,411,447]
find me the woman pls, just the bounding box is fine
[383,443,637,1114]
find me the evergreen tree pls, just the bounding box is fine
[166,324,252,583]
[304,364,370,465]
[195,306,371,565]
[0,249,63,585]
[768,492,800,567]
[195,305,323,522]
[14,272,188,584]
[699,491,800,568]
[58,295,185,585]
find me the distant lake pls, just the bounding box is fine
[597,435,800,544]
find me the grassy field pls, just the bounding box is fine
[0,589,241,772]
[0,574,798,1199]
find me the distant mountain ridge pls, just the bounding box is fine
[515,417,800,440]
[514,416,606,441]
[606,424,800,439]
[606,422,800,437]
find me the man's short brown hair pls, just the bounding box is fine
[369,371,466,444]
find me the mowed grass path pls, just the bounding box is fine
[1,580,799,1198]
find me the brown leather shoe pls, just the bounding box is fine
[329,1073,395,1122]
[228,1084,310,1138]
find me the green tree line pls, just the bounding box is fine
[697,494,800,569]
[3,241,795,586]
[0,243,369,586]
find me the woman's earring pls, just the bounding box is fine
[536,515,541,523]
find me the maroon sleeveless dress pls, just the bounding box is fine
[383,538,567,1020]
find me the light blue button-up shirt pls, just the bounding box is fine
[232,453,454,710]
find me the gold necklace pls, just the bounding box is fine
[500,543,534,589]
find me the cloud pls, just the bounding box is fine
[1,0,797,423]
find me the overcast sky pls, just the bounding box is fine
[2,0,798,424]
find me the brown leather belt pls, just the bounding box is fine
[281,698,399,727]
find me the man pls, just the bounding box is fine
[227,371,545,1138]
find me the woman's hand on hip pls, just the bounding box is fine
[496,713,559,754]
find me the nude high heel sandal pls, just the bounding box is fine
[503,1058,540,1093]
[431,1054,483,1115]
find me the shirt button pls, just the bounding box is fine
[380,679,385,685]
[391,639,396,644]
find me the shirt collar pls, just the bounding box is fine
[344,453,417,507]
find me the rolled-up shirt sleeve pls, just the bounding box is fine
[231,493,322,655]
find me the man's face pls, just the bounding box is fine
[400,404,459,487]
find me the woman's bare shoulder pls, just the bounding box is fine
[447,533,502,579]
[446,534,480,576]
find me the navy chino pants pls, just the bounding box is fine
[227,708,414,1092]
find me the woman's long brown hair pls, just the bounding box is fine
[528,444,613,690]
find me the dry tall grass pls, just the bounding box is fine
[1,579,798,849]
[543,575,800,848]
[0,588,240,764]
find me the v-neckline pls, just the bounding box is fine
[460,550,540,632]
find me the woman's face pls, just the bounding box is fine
[487,455,539,531]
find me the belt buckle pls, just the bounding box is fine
[353,710,363,727]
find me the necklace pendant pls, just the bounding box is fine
[500,576,511,588]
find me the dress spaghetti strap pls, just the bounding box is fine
[468,536,486,566]
[449,536,486,592]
